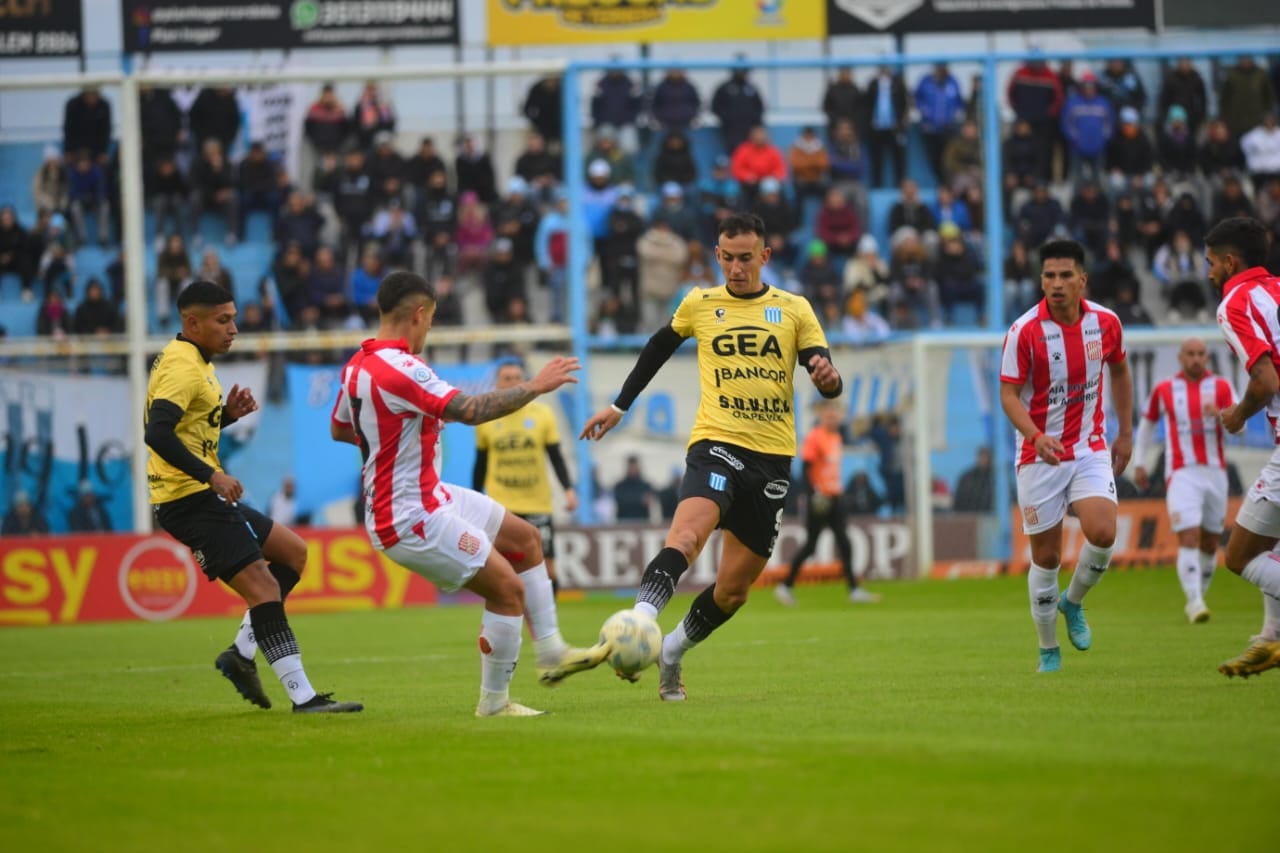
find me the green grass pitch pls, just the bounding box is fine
[1,570,1275,853]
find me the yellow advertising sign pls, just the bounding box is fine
[486,0,825,46]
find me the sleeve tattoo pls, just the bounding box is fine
[443,384,538,426]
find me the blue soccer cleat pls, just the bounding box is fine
[1037,647,1062,673]
[1058,597,1092,650]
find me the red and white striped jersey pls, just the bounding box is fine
[1000,299,1126,468]
[1216,266,1280,433]
[1142,372,1236,471]
[332,338,460,549]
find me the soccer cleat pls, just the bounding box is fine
[848,587,881,603]
[1057,596,1092,650]
[658,654,686,702]
[773,584,796,607]
[1037,647,1062,673]
[215,646,271,709]
[292,692,364,714]
[1185,600,1211,624]
[1217,637,1280,679]
[537,642,610,687]
[476,701,547,718]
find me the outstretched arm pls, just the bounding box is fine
[444,356,580,427]
[581,325,685,441]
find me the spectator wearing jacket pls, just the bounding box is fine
[1068,180,1111,258]
[822,67,863,140]
[1106,107,1155,183]
[304,84,349,156]
[275,191,326,259]
[1016,183,1065,249]
[789,126,830,201]
[942,120,983,193]
[585,125,637,187]
[731,125,787,203]
[190,139,239,246]
[1157,105,1198,179]
[711,66,765,155]
[1060,71,1114,184]
[366,131,406,207]
[1098,59,1147,114]
[865,64,909,188]
[591,68,642,150]
[1007,55,1063,175]
[523,74,563,146]
[1218,56,1277,139]
[649,68,701,133]
[815,187,862,258]
[637,219,689,329]
[188,87,241,153]
[62,87,112,163]
[827,119,868,213]
[145,156,190,245]
[1157,57,1209,134]
[914,63,966,183]
[32,145,68,217]
[237,142,285,239]
[534,190,578,323]
[67,149,109,246]
[417,169,456,281]
[1199,118,1247,184]
[651,182,699,242]
[139,85,183,161]
[351,82,395,151]
[653,130,697,190]
[1241,111,1280,188]
[454,134,496,204]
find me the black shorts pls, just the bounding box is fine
[517,512,556,559]
[679,439,792,557]
[154,489,274,583]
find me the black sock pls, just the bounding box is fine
[681,584,734,644]
[248,601,299,665]
[637,547,689,614]
[269,563,300,600]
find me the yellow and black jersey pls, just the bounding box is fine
[670,285,829,457]
[145,336,224,504]
[474,402,560,515]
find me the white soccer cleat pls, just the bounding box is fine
[848,587,881,603]
[475,701,547,718]
[1184,600,1211,624]
[657,653,686,702]
[773,584,796,607]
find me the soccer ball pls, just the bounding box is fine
[599,609,662,678]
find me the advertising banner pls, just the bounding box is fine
[0,527,439,627]
[486,0,825,46]
[0,0,82,57]
[0,363,267,534]
[1007,497,1243,575]
[0,511,934,627]
[122,0,459,53]
[826,0,1155,34]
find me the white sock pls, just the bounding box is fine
[635,601,659,620]
[520,564,565,660]
[661,620,695,665]
[1066,541,1112,604]
[1028,563,1060,649]
[478,610,523,710]
[1198,550,1216,596]
[233,610,257,660]
[1241,551,1280,599]
[1261,588,1280,641]
[1176,547,1203,605]
[269,653,316,704]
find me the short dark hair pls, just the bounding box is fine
[1205,217,1268,269]
[718,213,767,241]
[1039,239,1086,269]
[177,280,233,311]
[376,270,435,316]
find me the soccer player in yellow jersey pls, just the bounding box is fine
[473,358,577,596]
[582,214,843,700]
[146,281,361,714]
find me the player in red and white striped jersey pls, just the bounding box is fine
[1207,217,1280,678]
[999,239,1134,673]
[1132,338,1237,623]
[331,271,607,717]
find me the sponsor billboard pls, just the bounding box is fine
[0,511,947,626]
[486,0,825,46]
[826,0,1155,34]
[0,0,82,57]
[121,0,459,53]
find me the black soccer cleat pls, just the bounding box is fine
[292,692,364,714]
[215,646,272,709]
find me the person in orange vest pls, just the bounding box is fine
[775,401,880,606]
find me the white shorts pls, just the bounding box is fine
[1165,465,1228,534]
[1016,451,1117,535]
[1236,449,1280,539]
[381,486,506,592]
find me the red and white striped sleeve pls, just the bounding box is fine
[1142,381,1163,422]
[1216,377,1238,410]
[1100,309,1126,364]
[384,356,461,419]
[1000,320,1032,385]
[331,362,353,428]
[1218,291,1275,372]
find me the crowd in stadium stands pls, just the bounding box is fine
[2,57,1280,341]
